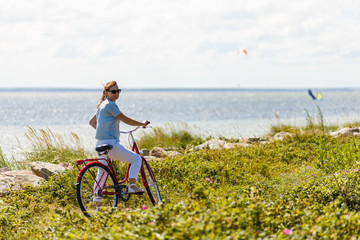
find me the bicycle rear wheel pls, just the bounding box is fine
[76,163,118,217]
[142,161,162,206]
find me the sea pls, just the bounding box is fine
[1,88,360,159]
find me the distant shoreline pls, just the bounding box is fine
[0,87,359,92]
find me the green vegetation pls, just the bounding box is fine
[0,147,8,168]
[2,121,360,238]
[269,106,340,136]
[22,127,93,165]
[0,147,24,170]
[137,123,203,151]
[343,121,360,128]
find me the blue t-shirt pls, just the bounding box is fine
[95,99,122,140]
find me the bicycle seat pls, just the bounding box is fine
[95,144,113,153]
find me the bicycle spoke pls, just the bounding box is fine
[142,161,162,206]
[77,163,118,218]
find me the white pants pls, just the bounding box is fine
[96,138,142,180]
[93,139,142,202]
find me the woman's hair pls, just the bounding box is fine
[97,81,117,108]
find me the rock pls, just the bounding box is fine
[0,174,15,193]
[192,138,252,151]
[0,170,43,194]
[194,139,227,151]
[224,142,251,149]
[4,170,32,175]
[166,151,182,158]
[58,162,72,169]
[150,147,166,158]
[29,161,66,180]
[330,127,360,137]
[247,137,268,144]
[0,167,10,173]
[274,131,291,140]
[224,143,237,149]
[243,138,253,144]
[141,149,150,156]
[240,142,253,147]
[248,137,260,143]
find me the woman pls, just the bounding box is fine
[89,80,149,201]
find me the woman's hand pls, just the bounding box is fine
[142,120,150,127]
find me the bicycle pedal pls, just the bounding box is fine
[129,192,144,195]
[114,184,127,191]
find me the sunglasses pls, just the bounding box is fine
[106,89,121,94]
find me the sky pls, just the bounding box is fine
[0,0,359,89]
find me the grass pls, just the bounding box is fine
[2,116,360,238]
[136,122,203,151]
[342,121,360,128]
[21,126,93,165]
[0,147,24,170]
[0,148,7,168]
[268,106,346,137]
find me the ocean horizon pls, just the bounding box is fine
[1,87,359,92]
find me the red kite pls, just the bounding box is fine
[237,48,247,55]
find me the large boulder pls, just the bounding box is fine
[29,161,66,180]
[150,147,166,158]
[140,149,150,156]
[0,170,43,194]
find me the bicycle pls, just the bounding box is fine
[75,126,162,218]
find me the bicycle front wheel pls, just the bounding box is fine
[142,161,162,206]
[76,163,118,218]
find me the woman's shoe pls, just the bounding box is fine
[127,184,145,194]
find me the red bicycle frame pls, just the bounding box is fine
[75,126,154,195]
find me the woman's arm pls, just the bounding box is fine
[89,114,97,129]
[116,113,149,127]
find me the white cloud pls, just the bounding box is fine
[0,0,359,88]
